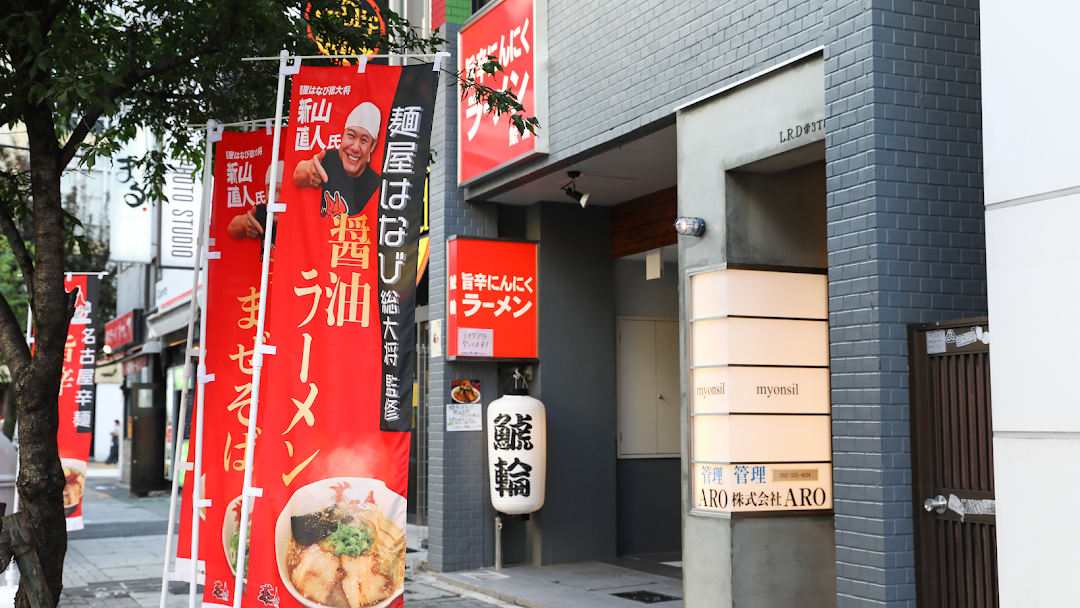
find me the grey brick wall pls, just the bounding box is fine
[547,0,824,158]
[823,0,985,605]
[470,0,826,194]
[427,24,499,572]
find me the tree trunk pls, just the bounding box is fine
[10,105,73,608]
[2,390,15,440]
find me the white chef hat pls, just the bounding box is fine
[264,161,284,186]
[344,102,381,139]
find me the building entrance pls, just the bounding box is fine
[612,246,682,564]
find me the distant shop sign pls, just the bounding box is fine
[122,356,149,378]
[447,237,537,359]
[105,309,141,351]
[458,0,548,184]
[159,159,202,268]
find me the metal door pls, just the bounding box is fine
[128,382,169,495]
[909,317,997,607]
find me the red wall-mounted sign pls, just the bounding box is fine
[105,310,137,351]
[457,0,548,185]
[447,237,537,359]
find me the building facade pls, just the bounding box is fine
[982,0,1077,604]
[418,0,990,606]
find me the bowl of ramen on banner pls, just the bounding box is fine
[223,495,253,578]
[61,459,87,516]
[275,478,407,608]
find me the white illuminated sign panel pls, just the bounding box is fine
[688,269,832,515]
[159,160,202,268]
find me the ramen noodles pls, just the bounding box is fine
[285,483,405,608]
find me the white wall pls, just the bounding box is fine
[983,0,1080,603]
[92,384,124,463]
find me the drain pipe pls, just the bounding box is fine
[494,515,503,570]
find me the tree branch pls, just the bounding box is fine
[0,289,30,376]
[41,0,74,40]
[0,197,33,292]
[58,24,240,168]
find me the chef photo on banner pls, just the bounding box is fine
[227,160,283,242]
[292,101,382,217]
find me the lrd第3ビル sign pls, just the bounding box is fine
[447,237,537,359]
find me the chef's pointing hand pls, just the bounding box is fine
[293,150,329,188]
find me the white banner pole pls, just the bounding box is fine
[157,119,217,608]
[231,49,295,608]
[187,119,222,608]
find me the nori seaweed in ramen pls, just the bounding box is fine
[286,486,405,608]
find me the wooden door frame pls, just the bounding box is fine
[907,316,990,608]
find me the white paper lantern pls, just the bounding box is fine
[487,387,546,515]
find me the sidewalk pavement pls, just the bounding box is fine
[2,464,683,608]
[0,464,522,608]
[435,560,684,608]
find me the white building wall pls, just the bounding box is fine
[982,0,1080,603]
[92,383,124,463]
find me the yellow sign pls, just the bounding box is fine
[305,0,387,62]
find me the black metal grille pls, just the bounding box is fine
[610,590,681,604]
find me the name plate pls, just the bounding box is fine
[692,463,832,513]
[692,367,830,415]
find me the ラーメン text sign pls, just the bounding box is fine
[447,237,537,359]
[458,0,548,184]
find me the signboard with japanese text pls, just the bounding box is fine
[446,403,483,431]
[170,130,276,604]
[244,64,439,608]
[109,134,154,263]
[447,237,537,359]
[692,463,832,512]
[486,393,546,514]
[105,309,142,352]
[458,0,548,184]
[58,274,100,531]
[160,159,203,268]
[687,269,832,515]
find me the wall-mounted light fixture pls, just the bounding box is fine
[674,217,706,236]
[562,171,590,208]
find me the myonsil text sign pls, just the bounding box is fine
[457,0,548,185]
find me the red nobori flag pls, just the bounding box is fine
[59,274,99,531]
[243,64,438,608]
[172,129,281,606]
[175,397,199,582]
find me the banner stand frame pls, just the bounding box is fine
[229,50,293,608]
[157,119,220,608]
[226,50,451,607]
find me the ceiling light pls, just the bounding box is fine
[674,217,706,236]
[562,171,590,208]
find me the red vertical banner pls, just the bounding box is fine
[59,274,99,531]
[176,398,198,581]
[243,64,438,608]
[165,129,279,606]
